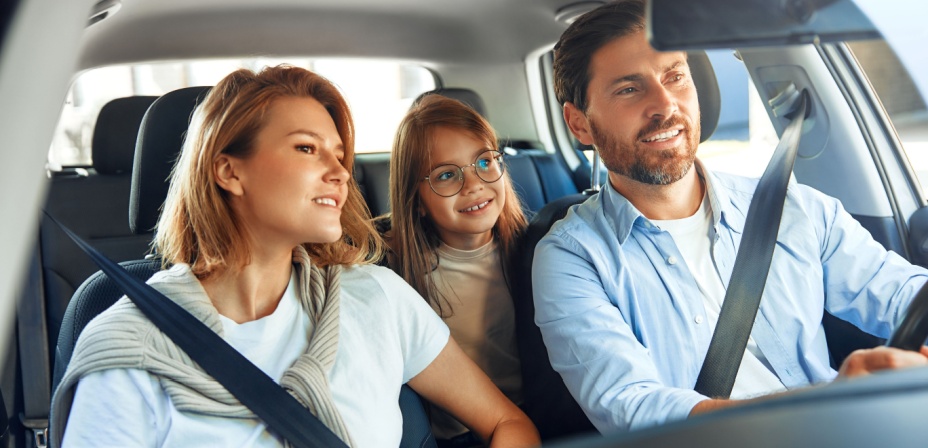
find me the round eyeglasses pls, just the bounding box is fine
[423,150,505,197]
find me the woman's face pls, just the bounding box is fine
[417,126,506,250]
[221,96,349,251]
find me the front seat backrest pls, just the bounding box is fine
[53,86,211,388]
[41,95,158,358]
[513,50,721,440]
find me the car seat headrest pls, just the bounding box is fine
[412,87,488,118]
[91,96,158,175]
[129,86,211,235]
[688,50,720,142]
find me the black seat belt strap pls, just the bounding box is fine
[0,389,10,445]
[17,243,50,448]
[51,216,347,448]
[694,89,810,398]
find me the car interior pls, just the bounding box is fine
[1,0,928,447]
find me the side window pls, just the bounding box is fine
[847,39,928,195]
[48,59,437,170]
[697,49,778,178]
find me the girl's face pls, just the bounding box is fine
[219,96,349,252]
[417,126,506,250]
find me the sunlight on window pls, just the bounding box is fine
[49,59,436,169]
[699,79,778,178]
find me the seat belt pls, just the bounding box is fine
[51,216,348,448]
[694,88,810,398]
[16,244,50,448]
[0,388,10,445]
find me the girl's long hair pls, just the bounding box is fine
[155,65,384,277]
[386,94,527,315]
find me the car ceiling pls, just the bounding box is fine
[78,0,581,70]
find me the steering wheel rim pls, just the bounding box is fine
[886,280,928,351]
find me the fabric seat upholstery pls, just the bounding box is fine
[41,95,158,357]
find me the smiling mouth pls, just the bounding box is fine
[459,199,491,213]
[642,129,681,142]
[313,197,338,207]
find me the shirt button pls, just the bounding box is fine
[667,256,677,265]
[644,222,652,228]
[695,315,704,324]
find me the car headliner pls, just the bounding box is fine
[78,0,576,69]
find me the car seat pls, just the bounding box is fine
[41,95,158,358]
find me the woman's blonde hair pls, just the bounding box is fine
[155,65,383,277]
[387,94,527,315]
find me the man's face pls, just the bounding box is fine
[564,30,701,186]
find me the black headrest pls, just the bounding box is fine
[688,50,720,142]
[91,96,158,175]
[129,86,211,235]
[412,87,488,118]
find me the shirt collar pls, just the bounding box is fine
[601,159,746,244]
[700,160,746,234]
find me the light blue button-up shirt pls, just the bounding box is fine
[532,165,928,433]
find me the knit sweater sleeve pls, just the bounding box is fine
[50,297,154,447]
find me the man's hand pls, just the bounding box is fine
[838,346,928,378]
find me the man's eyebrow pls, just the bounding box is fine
[606,60,688,87]
[662,60,686,73]
[607,73,644,87]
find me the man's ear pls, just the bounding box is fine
[214,154,244,196]
[563,102,595,146]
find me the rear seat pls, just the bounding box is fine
[504,148,578,213]
[355,147,574,217]
[356,87,580,216]
[40,95,158,351]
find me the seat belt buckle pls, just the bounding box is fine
[20,417,48,448]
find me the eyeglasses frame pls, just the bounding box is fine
[422,149,505,197]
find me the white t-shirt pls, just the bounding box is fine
[62,264,450,448]
[652,193,787,399]
[427,240,522,439]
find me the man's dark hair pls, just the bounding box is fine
[553,0,645,112]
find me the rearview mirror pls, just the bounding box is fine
[647,0,879,51]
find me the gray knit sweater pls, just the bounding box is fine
[50,247,353,447]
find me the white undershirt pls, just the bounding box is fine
[63,264,450,448]
[65,270,308,447]
[652,193,786,399]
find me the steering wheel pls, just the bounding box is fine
[886,280,928,350]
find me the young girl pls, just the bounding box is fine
[387,94,529,446]
[52,66,538,448]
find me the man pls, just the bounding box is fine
[532,0,928,434]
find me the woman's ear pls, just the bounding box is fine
[214,154,244,196]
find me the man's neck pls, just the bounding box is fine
[608,165,704,220]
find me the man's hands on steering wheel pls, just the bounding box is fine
[838,346,928,378]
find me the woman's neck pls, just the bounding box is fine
[200,247,294,324]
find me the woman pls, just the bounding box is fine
[51,65,538,447]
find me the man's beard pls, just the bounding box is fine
[590,114,700,185]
